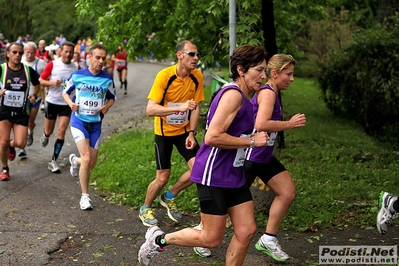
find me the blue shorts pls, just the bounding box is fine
[29,98,42,109]
[70,114,102,149]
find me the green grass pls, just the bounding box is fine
[91,77,399,232]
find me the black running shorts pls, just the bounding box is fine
[154,133,199,170]
[45,102,72,120]
[196,183,253,215]
[0,109,29,126]
[244,156,287,187]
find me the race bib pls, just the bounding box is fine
[78,97,102,115]
[166,102,189,124]
[267,132,278,146]
[117,60,126,67]
[4,91,25,107]
[233,134,250,167]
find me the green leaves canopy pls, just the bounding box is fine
[76,0,262,63]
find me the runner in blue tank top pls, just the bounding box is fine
[63,43,116,211]
[138,44,270,266]
[244,54,306,262]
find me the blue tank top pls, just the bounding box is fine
[245,84,281,163]
[190,84,254,188]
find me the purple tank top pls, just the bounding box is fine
[245,84,281,163]
[190,84,254,188]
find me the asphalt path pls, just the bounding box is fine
[1,61,398,266]
[0,61,167,265]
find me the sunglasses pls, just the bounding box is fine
[183,51,199,57]
[11,51,23,55]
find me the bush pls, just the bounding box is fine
[318,24,399,147]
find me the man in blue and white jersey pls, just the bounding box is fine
[63,43,116,210]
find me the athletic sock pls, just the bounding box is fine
[155,234,167,247]
[2,166,9,172]
[393,199,399,212]
[141,205,148,212]
[52,139,64,160]
[165,190,176,200]
[263,232,277,241]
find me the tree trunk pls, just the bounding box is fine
[262,0,285,148]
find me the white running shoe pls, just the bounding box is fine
[69,154,79,177]
[138,225,165,266]
[48,160,60,173]
[255,236,289,262]
[193,224,211,257]
[80,195,93,210]
[377,191,398,235]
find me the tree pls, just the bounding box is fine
[76,0,263,65]
[0,0,96,44]
[0,0,28,42]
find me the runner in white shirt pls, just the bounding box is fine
[39,41,77,173]
[18,41,47,158]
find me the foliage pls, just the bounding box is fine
[91,77,399,232]
[74,0,387,74]
[294,8,357,77]
[317,23,399,147]
[0,0,96,44]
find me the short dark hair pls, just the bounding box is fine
[89,43,107,54]
[61,41,75,51]
[229,45,267,80]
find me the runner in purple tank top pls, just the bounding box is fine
[244,54,306,262]
[138,44,270,266]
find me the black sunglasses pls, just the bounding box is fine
[183,51,199,57]
[11,51,23,55]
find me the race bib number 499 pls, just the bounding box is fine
[79,97,102,115]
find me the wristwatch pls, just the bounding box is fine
[189,130,197,136]
[247,136,255,148]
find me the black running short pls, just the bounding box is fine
[45,102,72,120]
[154,133,199,170]
[196,183,253,215]
[0,109,29,126]
[244,156,287,187]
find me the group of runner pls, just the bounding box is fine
[0,39,116,210]
[137,41,298,265]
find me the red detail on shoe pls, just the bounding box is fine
[8,146,16,161]
[0,170,10,181]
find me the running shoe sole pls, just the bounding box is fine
[255,243,289,262]
[193,247,211,258]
